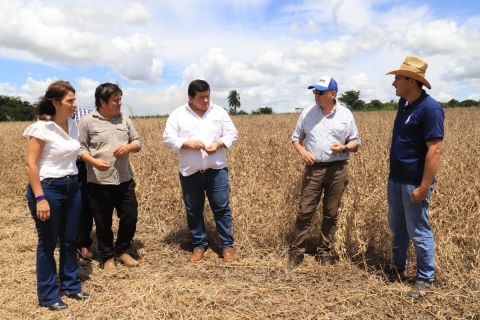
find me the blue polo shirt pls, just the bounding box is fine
[389,90,444,185]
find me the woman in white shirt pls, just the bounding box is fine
[24,81,89,311]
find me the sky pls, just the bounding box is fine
[0,0,479,115]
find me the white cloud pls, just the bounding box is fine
[334,0,372,33]
[468,93,480,100]
[122,85,186,115]
[183,48,268,89]
[401,20,466,55]
[0,82,17,96]
[217,0,270,7]
[75,77,100,108]
[122,2,152,25]
[107,34,163,82]
[0,1,163,82]
[19,76,59,102]
[1,1,480,115]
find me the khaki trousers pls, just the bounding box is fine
[290,161,349,255]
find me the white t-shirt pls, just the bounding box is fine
[23,118,80,181]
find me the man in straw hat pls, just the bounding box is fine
[288,76,360,268]
[386,56,444,298]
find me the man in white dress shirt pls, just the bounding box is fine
[288,76,360,268]
[163,79,238,263]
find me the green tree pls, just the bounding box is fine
[227,90,241,114]
[0,95,34,121]
[445,99,459,108]
[366,99,383,110]
[338,90,365,110]
[252,106,273,115]
[459,99,479,107]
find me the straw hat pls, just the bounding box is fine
[386,56,431,89]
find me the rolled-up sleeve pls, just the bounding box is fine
[163,112,187,151]
[219,113,238,149]
[78,117,90,156]
[346,115,361,147]
[127,118,142,151]
[291,113,305,143]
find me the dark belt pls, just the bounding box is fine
[312,160,347,168]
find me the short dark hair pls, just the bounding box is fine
[95,83,123,110]
[36,80,75,120]
[415,80,424,89]
[188,79,210,98]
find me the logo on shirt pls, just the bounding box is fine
[405,115,412,124]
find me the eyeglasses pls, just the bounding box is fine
[313,89,327,96]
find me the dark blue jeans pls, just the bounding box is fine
[27,175,82,306]
[179,168,234,249]
[77,160,94,249]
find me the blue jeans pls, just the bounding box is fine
[27,176,82,306]
[179,168,234,249]
[387,178,436,281]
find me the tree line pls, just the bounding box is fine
[1,90,478,122]
[0,95,34,121]
[337,90,480,111]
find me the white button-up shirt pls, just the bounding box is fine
[291,103,360,162]
[23,118,80,180]
[163,103,238,177]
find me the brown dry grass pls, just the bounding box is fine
[0,108,479,319]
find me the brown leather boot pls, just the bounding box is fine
[191,248,206,262]
[222,247,235,263]
[103,258,117,274]
[117,253,139,267]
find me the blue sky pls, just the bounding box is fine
[0,0,479,115]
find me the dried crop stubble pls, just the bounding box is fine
[0,108,478,319]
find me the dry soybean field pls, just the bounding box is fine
[0,108,479,319]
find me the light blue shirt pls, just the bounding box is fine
[291,103,360,162]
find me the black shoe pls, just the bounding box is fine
[383,265,407,282]
[64,292,90,300]
[40,300,68,311]
[315,254,335,266]
[287,252,304,269]
[408,280,433,299]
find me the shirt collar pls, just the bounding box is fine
[93,110,122,121]
[400,89,428,109]
[186,103,212,118]
[318,103,337,116]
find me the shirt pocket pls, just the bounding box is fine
[209,118,223,135]
[303,120,318,136]
[90,128,110,145]
[179,122,198,138]
[115,125,129,143]
[331,122,350,142]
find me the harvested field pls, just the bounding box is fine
[0,108,479,319]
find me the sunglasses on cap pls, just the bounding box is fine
[312,89,329,95]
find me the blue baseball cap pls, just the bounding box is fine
[307,76,338,92]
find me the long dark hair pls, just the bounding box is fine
[36,81,75,121]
